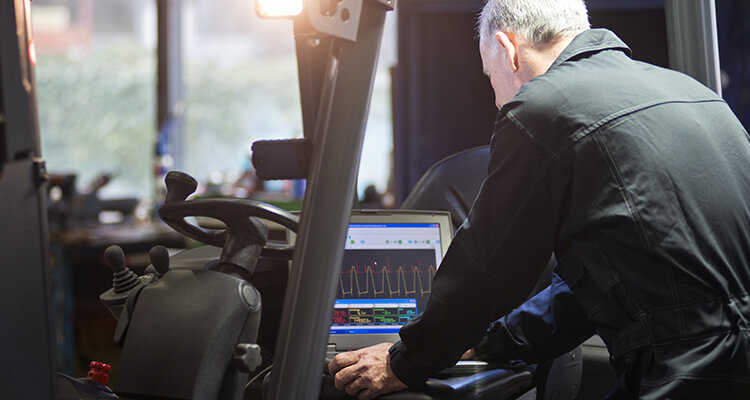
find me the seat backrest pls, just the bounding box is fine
[401,146,490,230]
[400,145,552,296]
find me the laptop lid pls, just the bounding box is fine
[328,209,453,351]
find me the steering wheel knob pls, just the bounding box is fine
[164,171,198,203]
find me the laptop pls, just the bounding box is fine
[319,209,507,378]
[327,209,454,353]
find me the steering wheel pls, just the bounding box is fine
[158,171,299,261]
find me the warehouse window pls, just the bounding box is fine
[34,0,156,200]
[34,0,395,203]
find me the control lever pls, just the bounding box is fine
[149,245,170,277]
[100,246,138,318]
[105,245,139,293]
[99,245,153,323]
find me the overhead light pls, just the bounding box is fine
[256,0,304,18]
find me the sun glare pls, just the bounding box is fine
[256,0,304,18]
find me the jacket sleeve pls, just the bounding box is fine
[473,273,595,363]
[389,107,574,387]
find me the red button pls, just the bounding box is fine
[86,361,111,386]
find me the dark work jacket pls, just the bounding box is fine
[389,29,750,399]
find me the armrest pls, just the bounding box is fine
[422,369,533,400]
[319,368,533,400]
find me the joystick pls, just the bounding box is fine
[149,245,170,277]
[105,245,139,293]
[99,245,153,319]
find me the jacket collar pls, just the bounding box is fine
[549,28,632,71]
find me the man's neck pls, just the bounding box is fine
[518,34,578,80]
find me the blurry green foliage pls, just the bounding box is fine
[35,36,390,201]
[36,42,155,199]
[182,51,302,181]
[36,41,303,199]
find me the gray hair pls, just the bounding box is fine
[478,0,590,46]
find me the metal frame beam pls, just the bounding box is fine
[665,0,722,95]
[266,1,392,398]
[0,0,57,398]
[156,0,185,173]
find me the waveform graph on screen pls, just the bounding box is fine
[339,249,437,299]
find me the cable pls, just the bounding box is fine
[735,0,747,124]
[245,363,274,392]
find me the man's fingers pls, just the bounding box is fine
[461,348,476,360]
[333,364,361,391]
[330,343,401,398]
[329,351,359,376]
[357,388,376,400]
[345,376,365,396]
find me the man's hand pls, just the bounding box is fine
[328,342,408,400]
[460,348,476,360]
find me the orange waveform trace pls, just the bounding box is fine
[339,262,436,298]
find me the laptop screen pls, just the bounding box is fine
[328,210,452,350]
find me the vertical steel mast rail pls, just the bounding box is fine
[267,0,393,398]
[665,0,722,95]
[156,0,185,172]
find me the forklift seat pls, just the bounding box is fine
[402,146,490,230]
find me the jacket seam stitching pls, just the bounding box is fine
[665,265,688,338]
[506,110,561,159]
[590,131,653,249]
[640,370,750,387]
[487,158,557,272]
[641,292,750,313]
[568,98,725,145]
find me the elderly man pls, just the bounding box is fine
[329,0,750,398]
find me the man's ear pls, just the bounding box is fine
[495,31,519,72]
